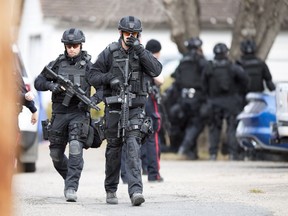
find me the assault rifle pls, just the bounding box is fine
[105,58,135,141]
[43,66,100,111]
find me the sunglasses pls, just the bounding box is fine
[122,31,138,37]
[65,44,80,49]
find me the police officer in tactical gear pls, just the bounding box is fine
[202,43,249,161]
[34,28,100,202]
[87,16,162,206]
[121,39,164,183]
[170,37,208,159]
[238,39,275,93]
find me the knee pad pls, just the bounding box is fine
[69,140,82,155]
[50,148,63,162]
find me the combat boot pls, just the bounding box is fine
[131,193,145,206]
[106,192,118,204]
[64,188,77,202]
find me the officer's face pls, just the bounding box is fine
[65,44,81,57]
[120,31,140,49]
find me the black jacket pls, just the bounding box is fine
[88,39,162,105]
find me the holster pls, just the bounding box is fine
[140,117,154,144]
[41,119,50,140]
[86,117,105,149]
[93,117,105,142]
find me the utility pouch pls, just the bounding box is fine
[41,119,50,140]
[93,117,105,143]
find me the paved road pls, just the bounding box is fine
[13,142,288,216]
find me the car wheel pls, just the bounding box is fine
[22,162,36,173]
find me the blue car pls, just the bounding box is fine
[236,92,288,160]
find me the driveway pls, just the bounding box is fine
[13,142,288,216]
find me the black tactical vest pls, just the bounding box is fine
[240,58,263,92]
[208,59,233,97]
[175,52,201,89]
[109,42,148,107]
[51,53,91,104]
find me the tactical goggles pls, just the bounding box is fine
[122,31,138,37]
[65,44,80,49]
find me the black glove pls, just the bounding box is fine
[90,95,100,105]
[126,36,144,54]
[48,83,63,94]
[78,101,88,112]
[110,77,123,92]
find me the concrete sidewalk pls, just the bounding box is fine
[13,142,288,216]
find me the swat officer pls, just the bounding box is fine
[237,39,275,94]
[87,16,162,206]
[170,37,208,159]
[202,43,249,160]
[34,28,99,202]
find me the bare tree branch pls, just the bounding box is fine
[230,0,288,61]
[162,0,200,54]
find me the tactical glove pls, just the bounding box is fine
[48,83,63,94]
[78,101,88,112]
[126,36,144,55]
[110,77,123,92]
[90,95,100,105]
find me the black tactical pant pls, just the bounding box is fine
[177,91,206,158]
[208,106,239,157]
[48,112,88,191]
[105,106,144,197]
[178,117,205,159]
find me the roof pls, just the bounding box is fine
[40,0,287,30]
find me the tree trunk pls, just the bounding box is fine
[0,1,20,215]
[230,0,288,61]
[162,0,200,54]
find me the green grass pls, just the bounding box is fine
[249,189,265,194]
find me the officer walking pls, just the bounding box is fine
[172,37,208,160]
[87,16,162,206]
[202,43,248,160]
[34,28,99,202]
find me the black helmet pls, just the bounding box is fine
[184,37,202,50]
[118,16,142,33]
[241,39,256,54]
[213,43,229,55]
[61,28,85,44]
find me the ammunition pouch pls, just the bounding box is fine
[69,121,89,141]
[48,129,68,144]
